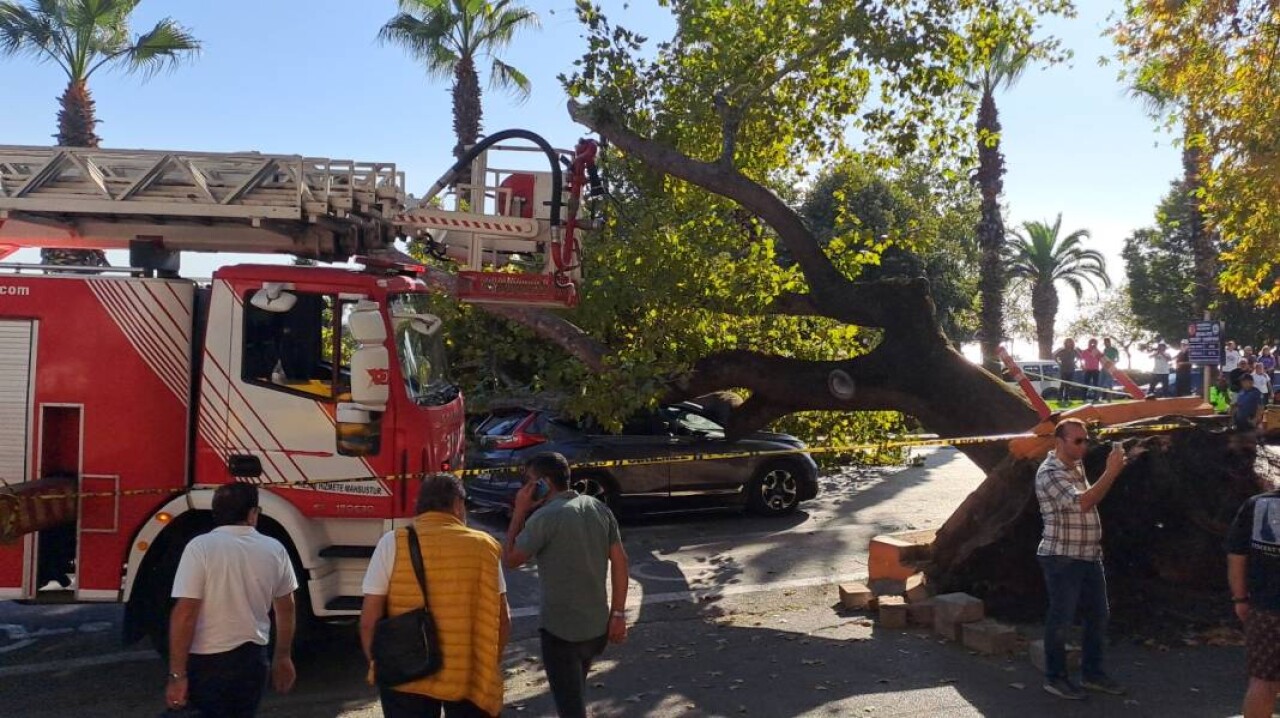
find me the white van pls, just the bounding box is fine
[1004,359,1063,400]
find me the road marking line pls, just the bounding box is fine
[509,571,868,619]
[0,650,156,677]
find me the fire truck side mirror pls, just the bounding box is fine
[348,300,389,410]
[250,283,297,313]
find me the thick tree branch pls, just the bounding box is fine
[568,99,850,302]
[671,342,1039,473]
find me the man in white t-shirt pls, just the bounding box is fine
[166,483,298,717]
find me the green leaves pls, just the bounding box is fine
[1111,0,1280,305]
[0,0,199,81]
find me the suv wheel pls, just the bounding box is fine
[747,462,801,516]
[572,473,617,510]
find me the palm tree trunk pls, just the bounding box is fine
[452,55,483,188]
[1032,281,1058,359]
[1183,117,1214,315]
[44,79,108,267]
[975,89,1007,369]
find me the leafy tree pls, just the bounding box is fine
[966,16,1064,369]
[1003,214,1109,359]
[544,0,1086,473]
[1127,68,1215,316]
[1000,289,1038,348]
[800,157,981,345]
[0,0,200,266]
[1125,179,1280,346]
[379,0,539,168]
[1111,0,1280,305]
[1065,286,1153,369]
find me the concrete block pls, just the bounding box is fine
[870,578,906,596]
[904,573,931,603]
[932,592,984,625]
[934,615,961,641]
[869,529,937,582]
[878,596,908,629]
[961,619,1018,656]
[839,583,875,610]
[1029,639,1081,673]
[907,599,935,626]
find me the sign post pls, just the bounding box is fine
[1188,316,1223,400]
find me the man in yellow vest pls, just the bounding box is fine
[504,452,630,718]
[359,474,510,717]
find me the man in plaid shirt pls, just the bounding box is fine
[1035,418,1128,701]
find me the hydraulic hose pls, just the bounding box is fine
[418,129,564,229]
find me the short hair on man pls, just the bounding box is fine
[1053,418,1089,441]
[416,473,466,514]
[525,452,571,489]
[212,482,260,526]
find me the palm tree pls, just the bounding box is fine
[0,0,199,266]
[1005,214,1111,359]
[969,35,1033,370]
[379,0,539,175]
[1129,69,1216,315]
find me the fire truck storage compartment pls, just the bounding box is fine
[0,319,35,486]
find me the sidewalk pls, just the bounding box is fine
[501,588,1247,717]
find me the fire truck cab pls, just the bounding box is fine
[0,139,561,649]
[0,260,464,645]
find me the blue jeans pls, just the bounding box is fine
[1039,555,1109,681]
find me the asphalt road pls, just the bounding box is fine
[0,447,1085,717]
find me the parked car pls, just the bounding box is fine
[464,402,819,516]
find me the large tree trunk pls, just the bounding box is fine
[975,89,1007,372]
[452,55,483,188]
[44,79,108,268]
[1032,281,1057,359]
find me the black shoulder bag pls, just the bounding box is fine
[371,525,444,687]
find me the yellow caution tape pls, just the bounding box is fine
[7,419,1207,503]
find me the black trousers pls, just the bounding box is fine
[188,642,268,718]
[539,629,608,718]
[378,688,492,718]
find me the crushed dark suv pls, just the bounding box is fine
[464,402,819,516]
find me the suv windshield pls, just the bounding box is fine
[388,293,457,406]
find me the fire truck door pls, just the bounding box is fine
[220,290,381,489]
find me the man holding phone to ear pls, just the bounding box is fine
[1036,418,1128,701]
[503,452,629,718]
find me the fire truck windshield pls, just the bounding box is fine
[388,294,457,406]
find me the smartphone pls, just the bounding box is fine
[1112,441,1124,452]
[532,478,550,501]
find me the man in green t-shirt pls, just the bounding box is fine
[1101,338,1122,402]
[504,452,629,718]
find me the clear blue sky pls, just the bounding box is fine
[1,0,1177,314]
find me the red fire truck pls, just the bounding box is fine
[0,132,597,648]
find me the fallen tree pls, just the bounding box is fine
[444,1,1257,613]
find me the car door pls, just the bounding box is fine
[666,408,753,497]
[582,411,672,500]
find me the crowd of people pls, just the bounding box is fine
[162,453,627,718]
